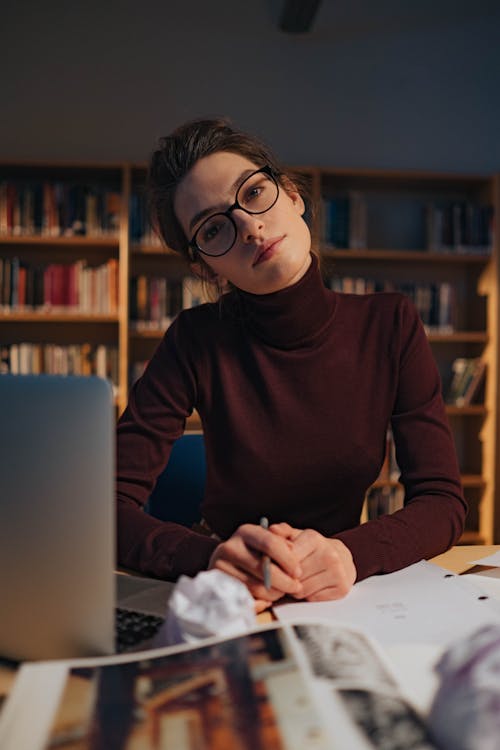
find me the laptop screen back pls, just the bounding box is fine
[0,375,115,661]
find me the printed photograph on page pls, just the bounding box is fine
[293,623,439,750]
[38,626,330,750]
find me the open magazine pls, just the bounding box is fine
[0,618,439,750]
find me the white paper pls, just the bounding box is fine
[156,569,256,646]
[0,663,68,750]
[274,561,500,648]
[461,567,500,602]
[470,550,500,567]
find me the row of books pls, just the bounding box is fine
[130,275,209,329]
[0,181,121,237]
[322,192,493,254]
[129,192,161,245]
[425,202,494,254]
[328,276,455,332]
[0,343,119,391]
[0,257,118,313]
[1,180,493,253]
[322,193,367,249]
[445,357,486,407]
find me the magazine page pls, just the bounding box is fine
[0,619,438,750]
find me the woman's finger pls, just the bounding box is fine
[209,535,302,596]
[237,524,303,580]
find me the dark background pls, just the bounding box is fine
[1,0,498,170]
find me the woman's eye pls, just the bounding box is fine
[243,181,267,205]
[202,221,221,242]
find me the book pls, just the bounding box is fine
[0,619,438,750]
[456,359,486,407]
[446,358,486,407]
[323,193,368,249]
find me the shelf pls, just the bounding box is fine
[0,235,119,248]
[461,475,486,488]
[131,242,173,256]
[130,328,166,339]
[322,247,492,263]
[445,405,487,416]
[427,332,488,344]
[372,474,485,490]
[0,312,119,323]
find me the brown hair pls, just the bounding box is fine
[147,117,313,270]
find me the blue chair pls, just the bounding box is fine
[145,433,206,527]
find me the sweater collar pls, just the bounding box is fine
[232,253,335,349]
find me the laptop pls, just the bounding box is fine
[0,374,173,662]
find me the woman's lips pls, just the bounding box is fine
[253,236,284,266]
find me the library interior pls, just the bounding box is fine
[1,2,500,749]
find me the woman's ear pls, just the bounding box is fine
[292,191,305,216]
[282,177,306,216]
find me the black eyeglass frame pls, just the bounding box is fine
[187,165,280,258]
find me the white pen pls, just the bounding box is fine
[260,516,272,590]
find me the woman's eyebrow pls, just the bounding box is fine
[188,168,256,232]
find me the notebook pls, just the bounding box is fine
[0,374,173,662]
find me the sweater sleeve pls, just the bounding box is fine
[335,296,467,581]
[116,314,219,580]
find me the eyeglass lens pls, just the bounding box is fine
[195,169,278,256]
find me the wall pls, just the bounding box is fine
[0,0,498,171]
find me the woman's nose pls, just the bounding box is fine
[233,210,264,242]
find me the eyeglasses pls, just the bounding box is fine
[188,165,280,258]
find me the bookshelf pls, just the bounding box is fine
[1,162,498,543]
[310,168,499,546]
[0,162,126,411]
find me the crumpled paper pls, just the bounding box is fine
[153,569,256,647]
[428,624,500,750]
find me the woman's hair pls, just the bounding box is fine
[147,117,313,269]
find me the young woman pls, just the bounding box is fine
[116,118,466,612]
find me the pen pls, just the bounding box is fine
[260,516,272,590]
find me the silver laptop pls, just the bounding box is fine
[0,375,173,662]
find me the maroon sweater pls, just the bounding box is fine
[116,255,466,582]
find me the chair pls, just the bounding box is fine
[145,433,206,527]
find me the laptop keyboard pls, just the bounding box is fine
[115,607,165,653]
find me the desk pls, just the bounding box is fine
[1,545,498,702]
[256,544,500,624]
[429,544,499,574]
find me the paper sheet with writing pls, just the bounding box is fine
[274,561,500,647]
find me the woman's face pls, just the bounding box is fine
[174,150,312,295]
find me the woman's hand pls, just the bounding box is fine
[270,523,356,601]
[208,523,303,612]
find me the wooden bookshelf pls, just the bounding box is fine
[1,162,498,544]
[314,166,498,545]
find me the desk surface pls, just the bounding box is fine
[1,545,498,701]
[429,544,498,574]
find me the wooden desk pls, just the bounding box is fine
[1,545,498,700]
[429,544,499,574]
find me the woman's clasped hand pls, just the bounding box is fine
[208,520,357,613]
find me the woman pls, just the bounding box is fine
[117,118,466,612]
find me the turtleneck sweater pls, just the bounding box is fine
[116,254,466,583]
